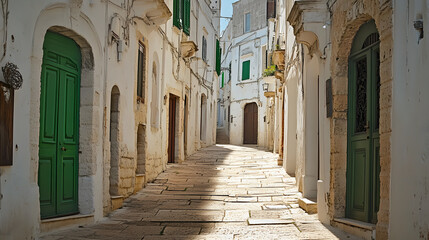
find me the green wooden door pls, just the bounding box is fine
[346,20,380,224]
[39,31,81,219]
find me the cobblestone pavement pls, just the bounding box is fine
[41,145,360,240]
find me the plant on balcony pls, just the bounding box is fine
[263,65,276,77]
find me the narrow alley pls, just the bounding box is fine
[41,145,358,240]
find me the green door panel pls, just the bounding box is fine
[347,141,369,222]
[39,31,81,219]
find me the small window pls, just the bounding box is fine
[244,13,251,33]
[137,42,146,101]
[242,60,250,80]
[202,36,207,62]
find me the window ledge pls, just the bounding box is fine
[237,79,258,85]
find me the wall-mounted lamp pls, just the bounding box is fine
[414,19,424,44]
[322,20,331,29]
[262,83,269,92]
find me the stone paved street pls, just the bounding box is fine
[41,145,360,240]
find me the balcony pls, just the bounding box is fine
[133,0,172,26]
[180,41,198,58]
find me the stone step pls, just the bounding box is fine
[298,197,317,214]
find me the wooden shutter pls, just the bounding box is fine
[0,82,14,166]
[137,42,146,101]
[221,72,224,88]
[202,36,207,62]
[183,0,190,35]
[267,0,276,19]
[242,60,250,80]
[173,0,181,29]
[216,39,221,75]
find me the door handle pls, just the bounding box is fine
[61,147,67,152]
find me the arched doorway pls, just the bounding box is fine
[109,86,120,196]
[38,31,81,219]
[243,102,258,144]
[346,20,380,224]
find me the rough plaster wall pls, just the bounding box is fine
[390,0,429,239]
[328,0,393,238]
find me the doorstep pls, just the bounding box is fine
[111,195,124,210]
[333,218,376,240]
[40,214,94,233]
[298,198,317,214]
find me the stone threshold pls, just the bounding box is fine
[334,218,376,230]
[40,214,94,233]
[333,218,375,240]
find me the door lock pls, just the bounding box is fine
[61,147,67,151]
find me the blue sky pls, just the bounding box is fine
[220,0,238,33]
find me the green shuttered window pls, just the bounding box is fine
[173,0,190,35]
[242,60,250,80]
[216,39,221,76]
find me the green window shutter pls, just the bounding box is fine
[216,39,221,75]
[173,0,181,29]
[222,72,224,88]
[183,0,190,35]
[242,60,250,80]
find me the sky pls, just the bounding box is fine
[220,0,238,34]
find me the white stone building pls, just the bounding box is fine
[217,19,233,143]
[0,0,220,239]
[220,0,269,147]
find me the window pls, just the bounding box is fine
[137,42,146,101]
[228,62,231,82]
[244,13,251,33]
[202,36,207,62]
[242,60,250,80]
[173,0,190,35]
[216,39,221,75]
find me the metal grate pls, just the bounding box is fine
[362,33,380,49]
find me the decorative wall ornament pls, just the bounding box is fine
[2,62,23,90]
